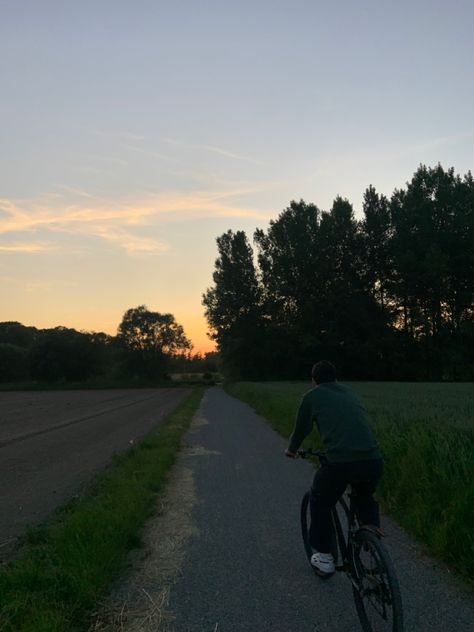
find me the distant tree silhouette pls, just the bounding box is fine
[360,186,392,311]
[0,321,38,349]
[169,351,220,374]
[117,305,191,379]
[202,230,264,378]
[29,327,107,382]
[0,322,38,382]
[0,343,28,382]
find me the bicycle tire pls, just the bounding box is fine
[351,528,404,632]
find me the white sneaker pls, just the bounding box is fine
[310,551,335,577]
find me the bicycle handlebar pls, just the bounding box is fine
[297,448,327,462]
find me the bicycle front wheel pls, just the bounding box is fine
[351,529,404,632]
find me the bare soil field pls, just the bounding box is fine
[0,388,189,558]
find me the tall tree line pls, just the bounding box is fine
[203,164,474,381]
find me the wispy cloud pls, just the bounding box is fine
[0,187,271,256]
[83,226,169,255]
[119,132,146,142]
[0,241,54,253]
[150,189,272,219]
[199,144,264,165]
[122,143,178,163]
[23,279,77,293]
[90,129,147,142]
[164,138,265,166]
[80,153,129,167]
[55,185,97,199]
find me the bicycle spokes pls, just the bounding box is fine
[351,532,403,631]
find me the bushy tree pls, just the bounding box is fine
[117,306,191,379]
[253,198,386,377]
[254,200,321,330]
[0,343,28,382]
[29,327,107,382]
[0,322,38,349]
[388,165,474,377]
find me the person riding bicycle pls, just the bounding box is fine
[285,361,383,577]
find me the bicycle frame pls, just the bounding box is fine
[331,493,352,572]
[298,448,384,576]
[297,448,403,631]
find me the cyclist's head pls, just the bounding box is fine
[312,361,337,384]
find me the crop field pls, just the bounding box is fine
[0,389,204,631]
[225,381,474,583]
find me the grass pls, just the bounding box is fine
[0,387,205,632]
[225,381,474,584]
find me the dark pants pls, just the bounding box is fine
[310,459,383,553]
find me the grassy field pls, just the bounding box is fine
[0,387,204,632]
[225,381,474,583]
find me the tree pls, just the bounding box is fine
[0,343,28,382]
[444,170,474,331]
[382,163,474,378]
[29,327,107,382]
[254,200,320,327]
[117,306,191,379]
[0,321,38,349]
[253,197,387,377]
[203,164,473,381]
[360,186,392,310]
[253,200,325,376]
[317,197,391,378]
[202,230,264,378]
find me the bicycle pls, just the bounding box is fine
[298,448,404,632]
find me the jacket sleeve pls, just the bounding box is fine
[288,394,313,453]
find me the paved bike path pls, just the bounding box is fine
[166,387,474,632]
[105,386,473,631]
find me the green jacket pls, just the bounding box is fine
[288,382,381,462]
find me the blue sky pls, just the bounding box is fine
[1,0,473,351]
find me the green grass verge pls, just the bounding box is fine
[225,381,474,585]
[0,387,205,632]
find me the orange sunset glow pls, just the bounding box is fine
[2,3,474,354]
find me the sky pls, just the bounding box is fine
[1,0,474,353]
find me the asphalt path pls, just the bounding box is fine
[0,388,189,556]
[166,387,473,632]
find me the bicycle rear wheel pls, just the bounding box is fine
[351,529,404,632]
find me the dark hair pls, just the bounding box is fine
[312,361,337,384]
